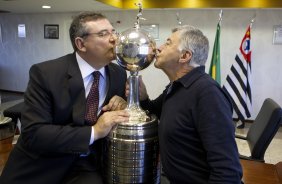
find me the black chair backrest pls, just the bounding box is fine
[247,98,282,160]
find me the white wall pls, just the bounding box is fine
[0,13,74,91]
[0,9,282,119]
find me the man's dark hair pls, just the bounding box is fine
[69,12,106,51]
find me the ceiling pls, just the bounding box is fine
[0,0,118,14]
[1,0,282,14]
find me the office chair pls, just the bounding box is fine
[236,98,282,162]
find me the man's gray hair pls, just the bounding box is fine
[172,25,209,67]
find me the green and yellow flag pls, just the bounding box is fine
[209,22,221,85]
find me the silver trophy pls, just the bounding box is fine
[103,3,160,183]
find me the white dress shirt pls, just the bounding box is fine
[76,52,108,145]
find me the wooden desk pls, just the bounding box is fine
[240,159,281,184]
[0,136,13,174]
[275,162,282,183]
[1,142,282,183]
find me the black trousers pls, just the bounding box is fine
[62,154,103,184]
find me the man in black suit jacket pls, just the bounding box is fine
[0,12,129,184]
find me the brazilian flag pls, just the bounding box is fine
[209,22,221,85]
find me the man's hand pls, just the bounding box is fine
[93,110,129,141]
[126,75,149,101]
[102,95,127,111]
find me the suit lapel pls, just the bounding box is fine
[67,54,86,126]
[103,64,118,106]
[67,61,122,124]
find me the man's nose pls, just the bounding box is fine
[157,47,162,53]
[110,33,118,42]
[158,44,164,52]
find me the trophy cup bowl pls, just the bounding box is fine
[116,27,156,122]
[116,27,156,72]
[103,26,160,183]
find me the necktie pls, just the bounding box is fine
[85,71,100,125]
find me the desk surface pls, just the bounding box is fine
[0,136,13,174]
[276,162,282,183]
[240,159,281,184]
[0,141,282,183]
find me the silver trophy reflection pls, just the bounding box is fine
[103,3,160,183]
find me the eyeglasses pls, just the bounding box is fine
[82,30,117,38]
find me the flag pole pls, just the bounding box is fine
[209,10,222,84]
[219,9,223,25]
[250,14,256,28]
[176,12,182,25]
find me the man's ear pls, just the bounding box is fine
[75,37,86,52]
[179,50,193,64]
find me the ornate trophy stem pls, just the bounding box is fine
[127,71,139,108]
[127,71,149,122]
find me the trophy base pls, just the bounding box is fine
[126,106,150,123]
[103,114,160,184]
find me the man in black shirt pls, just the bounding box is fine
[135,25,243,183]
